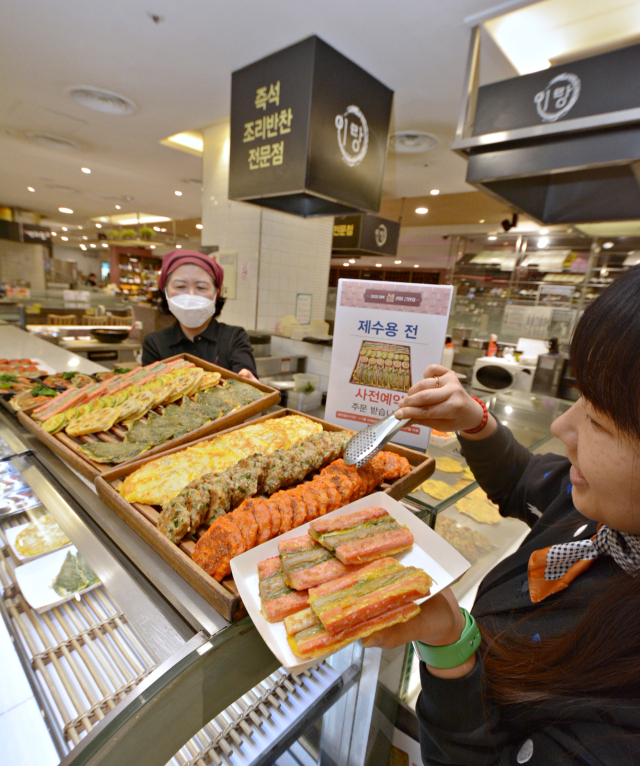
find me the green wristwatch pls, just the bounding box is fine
[413,608,481,669]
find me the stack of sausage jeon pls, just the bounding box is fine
[307,557,431,634]
[287,602,421,659]
[258,557,309,622]
[278,535,351,591]
[308,506,414,565]
[191,450,412,580]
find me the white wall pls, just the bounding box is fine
[51,243,105,280]
[0,239,47,290]
[201,120,333,333]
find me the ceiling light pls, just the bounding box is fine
[149,245,157,249]
[102,243,108,248]
[430,189,440,195]
[349,258,356,263]
[82,235,88,240]
[153,226,160,231]
[176,244,182,249]
[115,205,121,210]
[95,223,101,228]
[161,228,167,232]
[61,236,68,241]
[175,190,182,196]
[629,251,636,255]
[375,263,382,267]
[59,207,73,214]
[414,264,419,268]
[196,223,203,230]
[62,227,68,231]
[394,259,402,264]
[415,207,428,215]
[90,244,96,248]
[79,244,86,250]
[538,236,549,248]
[479,219,485,223]
[78,225,83,229]
[27,186,35,192]
[603,241,614,249]
[161,131,204,155]
[540,228,549,235]
[70,87,137,115]
[389,131,437,153]
[81,167,91,174]
[51,232,57,236]
[488,235,497,241]
[343,262,349,266]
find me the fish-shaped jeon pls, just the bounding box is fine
[308,506,414,565]
[258,557,309,622]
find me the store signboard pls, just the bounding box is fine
[325,279,453,450]
[229,36,393,217]
[473,43,640,135]
[332,213,400,256]
[0,220,51,246]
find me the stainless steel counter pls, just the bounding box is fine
[1,325,107,374]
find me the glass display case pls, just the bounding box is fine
[0,380,573,766]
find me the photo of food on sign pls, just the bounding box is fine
[350,341,412,392]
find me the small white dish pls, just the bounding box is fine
[5,519,72,563]
[15,546,100,613]
[231,491,470,673]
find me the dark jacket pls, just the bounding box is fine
[141,318,257,377]
[417,422,639,766]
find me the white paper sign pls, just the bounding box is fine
[324,279,453,450]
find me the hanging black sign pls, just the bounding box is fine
[332,214,400,255]
[473,42,640,136]
[229,36,393,217]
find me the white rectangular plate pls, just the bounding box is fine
[231,492,471,673]
[5,519,72,563]
[15,546,100,613]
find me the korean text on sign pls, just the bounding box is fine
[358,320,418,339]
[248,142,284,170]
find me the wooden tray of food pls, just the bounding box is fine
[18,353,280,482]
[94,408,435,621]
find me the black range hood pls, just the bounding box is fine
[453,37,640,224]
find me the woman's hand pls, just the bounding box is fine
[361,588,476,678]
[237,368,259,383]
[396,364,495,439]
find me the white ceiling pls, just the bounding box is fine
[0,0,527,231]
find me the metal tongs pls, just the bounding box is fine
[343,411,412,468]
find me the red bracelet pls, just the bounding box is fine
[462,396,488,434]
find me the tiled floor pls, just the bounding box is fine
[0,615,60,766]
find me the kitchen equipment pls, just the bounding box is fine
[247,331,271,357]
[344,411,412,468]
[471,357,535,393]
[90,328,130,343]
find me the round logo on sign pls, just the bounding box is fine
[375,224,388,247]
[534,73,581,122]
[335,105,369,167]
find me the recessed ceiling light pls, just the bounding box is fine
[27,133,79,151]
[115,205,121,210]
[81,167,91,174]
[95,223,101,228]
[90,243,96,248]
[349,258,356,263]
[153,226,160,231]
[27,186,35,192]
[415,207,428,215]
[488,235,497,241]
[80,244,86,250]
[196,223,203,230]
[78,225,82,229]
[603,241,614,249]
[102,243,108,247]
[394,259,402,264]
[149,245,156,249]
[375,263,382,267]
[538,236,549,248]
[539,228,549,234]
[430,189,440,195]
[414,264,419,268]
[175,190,182,196]
[59,207,73,214]
[343,262,349,266]
[629,251,636,255]
[61,236,68,241]
[176,244,182,249]
[51,232,57,236]
[70,87,137,115]
[62,227,68,231]
[389,131,437,153]
[479,219,485,223]
[82,235,88,240]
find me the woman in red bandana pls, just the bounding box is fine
[362,268,640,765]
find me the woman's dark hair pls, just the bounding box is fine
[156,289,226,319]
[481,267,640,712]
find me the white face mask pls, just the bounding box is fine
[167,293,216,328]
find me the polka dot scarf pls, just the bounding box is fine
[528,525,640,603]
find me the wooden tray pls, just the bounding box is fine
[94,408,436,622]
[18,353,280,482]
